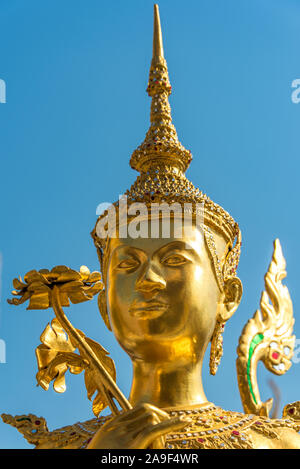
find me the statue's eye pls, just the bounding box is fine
[162,254,189,266]
[117,258,140,270]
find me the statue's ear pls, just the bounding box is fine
[218,277,243,322]
[98,290,112,331]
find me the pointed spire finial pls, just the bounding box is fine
[153,4,164,61]
[130,4,192,173]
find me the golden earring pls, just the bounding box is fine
[209,319,225,375]
[98,290,112,331]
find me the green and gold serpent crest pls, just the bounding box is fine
[236,239,295,417]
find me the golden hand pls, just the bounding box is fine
[87,403,192,449]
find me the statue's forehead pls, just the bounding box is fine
[108,226,205,256]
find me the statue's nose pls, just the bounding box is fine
[135,263,166,293]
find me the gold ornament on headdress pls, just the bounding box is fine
[92,4,241,291]
[130,4,191,173]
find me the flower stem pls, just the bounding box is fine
[51,285,131,415]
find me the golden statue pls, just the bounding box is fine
[3,5,300,449]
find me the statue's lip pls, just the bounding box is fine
[129,300,169,319]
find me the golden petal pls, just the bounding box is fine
[68,290,92,304]
[59,280,83,292]
[56,271,81,283]
[39,274,51,285]
[39,269,50,274]
[7,298,20,305]
[58,291,70,307]
[11,290,20,296]
[13,278,27,290]
[27,281,50,292]
[85,282,104,296]
[45,272,59,281]
[51,265,70,274]
[27,291,50,310]
[80,265,90,280]
[24,270,45,284]
[87,272,102,283]
[8,290,31,306]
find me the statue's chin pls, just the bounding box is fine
[115,333,208,367]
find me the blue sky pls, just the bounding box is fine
[1,0,300,448]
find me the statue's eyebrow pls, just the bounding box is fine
[154,241,200,260]
[110,244,146,259]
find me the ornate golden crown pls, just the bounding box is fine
[92,5,241,291]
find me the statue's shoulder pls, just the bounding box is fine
[244,401,300,449]
[164,405,300,449]
[1,412,111,449]
[245,415,300,449]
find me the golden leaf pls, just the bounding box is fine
[40,319,75,352]
[81,338,116,417]
[35,320,86,393]
[35,320,117,416]
[36,344,57,370]
[91,391,106,417]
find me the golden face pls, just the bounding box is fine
[105,219,229,366]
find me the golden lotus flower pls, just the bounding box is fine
[8,265,103,310]
[7,264,128,417]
